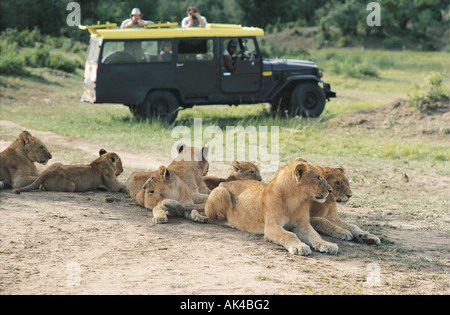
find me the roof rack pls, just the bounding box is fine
[79,23,264,39]
[78,22,117,35]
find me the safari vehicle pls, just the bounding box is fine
[80,23,336,122]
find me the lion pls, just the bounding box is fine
[126,143,210,198]
[168,143,210,194]
[205,158,338,256]
[12,149,126,193]
[136,165,209,224]
[0,131,52,189]
[203,160,262,190]
[310,166,381,245]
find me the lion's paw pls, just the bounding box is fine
[288,243,311,256]
[316,241,339,255]
[152,215,168,224]
[356,233,381,245]
[340,230,354,241]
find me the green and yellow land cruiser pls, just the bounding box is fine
[80,23,335,122]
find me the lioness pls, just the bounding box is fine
[169,143,210,194]
[203,160,262,190]
[12,149,126,193]
[137,165,209,224]
[0,131,52,188]
[205,158,338,256]
[126,143,210,198]
[310,166,381,245]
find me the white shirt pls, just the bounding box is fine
[181,15,207,28]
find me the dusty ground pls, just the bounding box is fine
[0,102,449,294]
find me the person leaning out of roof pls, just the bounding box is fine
[120,8,155,28]
[182,6,207,28]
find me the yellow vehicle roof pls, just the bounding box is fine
[79,23,264,39]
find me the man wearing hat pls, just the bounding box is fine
[223,39,240,73]
[120,8,155,28]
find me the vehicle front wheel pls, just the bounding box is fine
[140,91,179,123]
[289,82,326,118]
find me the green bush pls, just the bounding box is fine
[326,58,379,78]
[408,72,446,112]
[46,53,77,73]
[24,45,50,67]
[0,40,27,75]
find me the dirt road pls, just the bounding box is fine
[0,120,448,295]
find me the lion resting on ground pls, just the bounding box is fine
[203,160,262,190]
[205,158,338,256]
[126,143,210,198]
[136,165,209,224]
[0,131,52,189]
[169,143,210,194]
[12,149,126,193]
[310,166,381,245]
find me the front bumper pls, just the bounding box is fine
[323,83,336,100]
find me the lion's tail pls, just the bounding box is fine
[11,173,48,194]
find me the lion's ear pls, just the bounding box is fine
[254,161,260,168]
[336,167,346,174]
[20,131,32,146]
[158,165,169,180]
[108,153,118,164]
[294,162,308,181]
[232,160,241,172]
[99,149,107,156]
[294,157,307,163]
[202,145,209,160]
[177,143,187,154]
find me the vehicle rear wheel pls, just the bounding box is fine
[140,91,179,123]
[289,82,326,118]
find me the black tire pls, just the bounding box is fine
[289,82,326,118]
[140,91,179,123]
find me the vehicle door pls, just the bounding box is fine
[175,38,217,98]
[220,37,262,94]
[96,39,175,104]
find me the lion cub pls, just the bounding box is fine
[205,158,338,256]
[310,166,381,245]
[203,160,262,190]
[12,149,126,193]
[0,131,52,189]
[136,165,209,224]
[126,143,210,198]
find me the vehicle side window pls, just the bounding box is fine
[222,37,259,60]
[101,40,172,64]
[178,39,214,62]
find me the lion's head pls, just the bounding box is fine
[174,143,209,175]
[142,166,181,209]
[282,158,332,204]
[20,131,52,165]
[231,160,262,181]
[98,149,124,177]
[318,166,352,204]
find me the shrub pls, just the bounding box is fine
[46,53,77,73]
[408,72,446,112]
[24,45,50,67]
[0,41,27,75]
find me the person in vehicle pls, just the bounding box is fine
[181,6,207,28]
[121,8,155,28]
[159,41,172,62]
[223,39,240,73]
